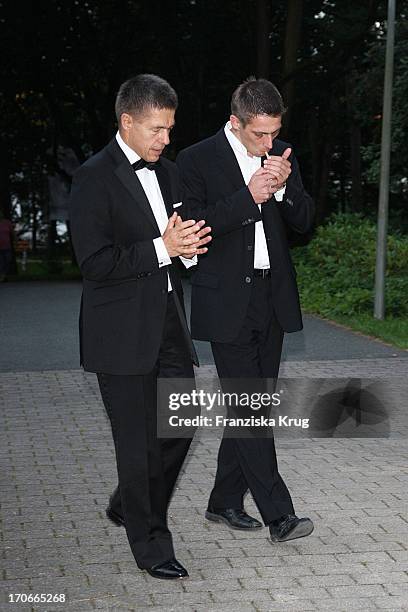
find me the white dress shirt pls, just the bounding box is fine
[224,122,286,269]
[116,132,195,291]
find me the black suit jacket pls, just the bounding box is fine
[69,137,192,375]
[176,128,314,342]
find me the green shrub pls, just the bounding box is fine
[292,213,408,318]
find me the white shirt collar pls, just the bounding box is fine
[224,120,255,158]
[115,131,141,165]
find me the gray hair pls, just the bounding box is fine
[115,74,178,122]
[231,76,286,126]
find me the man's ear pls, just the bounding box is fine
[230,115,242,131]
[120,113,133,132]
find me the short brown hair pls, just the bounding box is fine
[231,77,286,126]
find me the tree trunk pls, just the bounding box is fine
[282,0,303,132]
[256,0,270,78]
[317,140,332,223]
[345,65,363,212]
[66,220,77,267]
[350,122,363,211]
[309,113,332,224]
[47,220,62,274]
[32,199,38,253]
[0,139,12,219]
[0,138,18,273]
[340,146,346,213]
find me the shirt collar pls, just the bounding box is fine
[224,120,254,158]
[115,131,141,165]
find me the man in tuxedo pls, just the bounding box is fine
[177,77,314,543]
[69,74,211,579]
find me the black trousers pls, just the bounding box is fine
[97,293,194,569]
[209,276,294,524]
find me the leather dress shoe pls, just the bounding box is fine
[106,506,125,527]
[146,558,189,580]
[269,514,314,542]
[205,507,262,530]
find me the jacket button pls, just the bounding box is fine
[247,245,253,251]
[245,276,252,284]
[161,289,167,295]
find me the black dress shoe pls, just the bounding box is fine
[106,506,125,527]
[269,514,314,542]
[205,507,262,530]
[146,558,189,580]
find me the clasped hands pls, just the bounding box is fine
[162,212,212,258]
[248,147,292,204]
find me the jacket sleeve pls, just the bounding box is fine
[176,149,262,238]
[275,152,315,234]
[69,166,158,282]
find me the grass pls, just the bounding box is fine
[335,314,408,350]
[8,243,408,350]
[292,213,408,352]
[304,310,408,350]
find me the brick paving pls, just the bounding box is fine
[0,360,407,611]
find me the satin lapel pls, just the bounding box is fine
[215,128,246,191]
[155,162,174,218]
[114,157,159,233]
[172,291,199,366]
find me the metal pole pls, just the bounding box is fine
[374,0,396,319]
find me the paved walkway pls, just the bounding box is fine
[0,282,405,372]
[1,358,407,611]
[0,282,407,610]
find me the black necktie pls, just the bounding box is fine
[132,159,159,172]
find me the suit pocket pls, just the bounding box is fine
[190,271,219,289]
[91,280,141,306]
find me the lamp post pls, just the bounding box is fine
[374,0,396,319]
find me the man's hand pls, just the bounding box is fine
[162,213,212,257]
[248,167,279,204]
[174,214,212,258]
[263,147,292,192]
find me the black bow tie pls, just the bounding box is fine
[132,158,159,172]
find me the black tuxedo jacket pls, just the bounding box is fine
[69,138,192,375]
[176,128,315,343]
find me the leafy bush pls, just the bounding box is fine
[292,213,408,318]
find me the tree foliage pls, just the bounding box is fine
[0,0,407,244]
[292,212,408,318]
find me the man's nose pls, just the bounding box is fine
[263,135,273,151]
[160,130,170,145]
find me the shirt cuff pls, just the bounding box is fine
[153,237,171,268]
[179,254,197,268]
[274,184,287,202]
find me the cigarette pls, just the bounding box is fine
[265,152,270,159]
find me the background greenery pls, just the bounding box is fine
[2,1,408,229]
[292,213,408,348]
[1,0,407,347]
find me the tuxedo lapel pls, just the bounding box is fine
[172,291,199,366]
[107,139,159,232]
[114,162,159,232]
[215,128,246,191]
[155,162,174,218]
